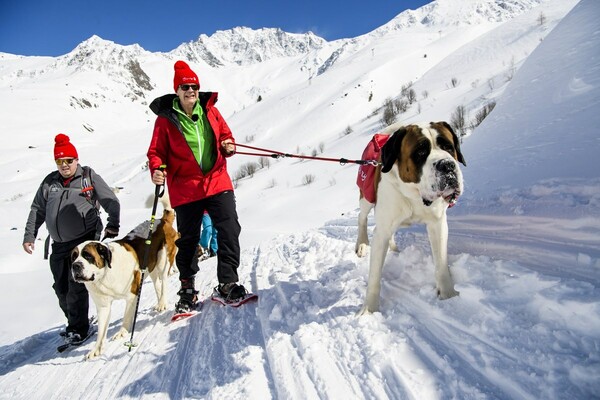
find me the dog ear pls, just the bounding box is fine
[96,242,112,268]
[381,128,406,173]
[440,121,466,166]
[71,247,80,263]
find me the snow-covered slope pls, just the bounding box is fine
[0,0,597,399]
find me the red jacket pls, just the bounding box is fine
[147,93,235,208]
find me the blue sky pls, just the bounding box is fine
[0,0,431,56]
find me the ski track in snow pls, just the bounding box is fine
[0,213,598,399]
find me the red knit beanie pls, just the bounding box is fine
[54,134,78,160]
[173,60,199,92]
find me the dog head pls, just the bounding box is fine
[71,240,112,283]
[381,122,466,206]
[162,208,175,225]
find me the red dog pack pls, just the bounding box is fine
[356,134,390,203]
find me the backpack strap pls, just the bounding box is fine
[81,166,100,211]
[81,166,94,201]
[82,166,103,239]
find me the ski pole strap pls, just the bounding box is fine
[155,184,165,198]
[155,164,166,198]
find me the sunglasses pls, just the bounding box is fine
[179,84,199,91]
[55,158,76,166]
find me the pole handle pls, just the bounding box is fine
[154,164,167,199]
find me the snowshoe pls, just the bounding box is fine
[57,325,96,353]
[171,301,203,322]
[211,283,258,307]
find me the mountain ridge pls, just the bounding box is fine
[2,0,552,69]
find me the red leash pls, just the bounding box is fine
[234,143,379,166]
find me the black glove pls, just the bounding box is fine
[102,227,119,241]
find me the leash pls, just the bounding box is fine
[234,143,380,166]
[124,165,166,352]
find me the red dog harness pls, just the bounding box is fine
[356,133,390,203]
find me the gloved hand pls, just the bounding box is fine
[102,227,119,241]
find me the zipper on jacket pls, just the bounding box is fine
[194,117,203,172]
[55,190,68,242]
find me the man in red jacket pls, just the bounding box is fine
[147,60,245,313]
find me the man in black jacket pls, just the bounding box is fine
[22,134,120,345]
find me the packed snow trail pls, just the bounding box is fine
[0,216,598,399]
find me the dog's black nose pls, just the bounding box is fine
[435,159,455,174]
[72,262,82,272]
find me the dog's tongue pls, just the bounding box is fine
[444,192,459,207]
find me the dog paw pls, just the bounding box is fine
[388,238,399,252]
[355,243,369,258]
[85,347,102,360]
[356,304,377,316]
[437,287,460,300]
[111,328,128,341]
[155,302,168,312]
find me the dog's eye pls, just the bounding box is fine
[437,138,455,155]
[441,144,454,154]
[414,144,430,162]
[71,251,79,262]
[82,252,95,263]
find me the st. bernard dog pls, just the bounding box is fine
[356,121,466,314]
[71,201,177,359]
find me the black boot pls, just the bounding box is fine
[175,277,199,313]
[216,282,247,302]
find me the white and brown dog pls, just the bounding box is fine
[356,121,466,314]
[71,199,177,359]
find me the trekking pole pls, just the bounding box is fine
[124,165,166,351]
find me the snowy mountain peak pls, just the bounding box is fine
[58,35,148,71]
[171,27,327,67]
[46,35,155,98]
[378,0,549,32]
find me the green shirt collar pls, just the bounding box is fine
[172,98,203,120]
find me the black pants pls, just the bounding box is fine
[175,191,241,284]
[50,231,96,336]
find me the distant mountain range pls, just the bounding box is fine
[2,0,548,70]
[0,0,567,130]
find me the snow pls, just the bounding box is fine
[0,0,598,399]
